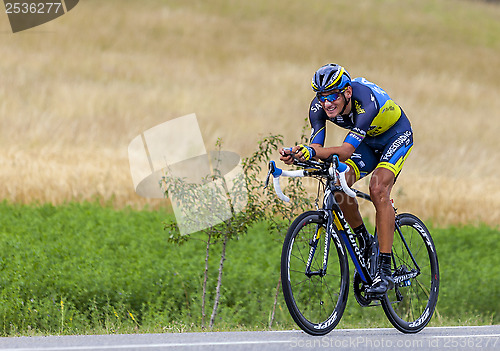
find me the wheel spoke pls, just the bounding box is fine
[281,212,348,335]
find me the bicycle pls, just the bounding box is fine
[264,155,439,335]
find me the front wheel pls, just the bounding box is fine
[382,213,440,333]
[281,211,349,335]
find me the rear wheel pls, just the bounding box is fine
[281,211,349,335]
[382,213,439,333]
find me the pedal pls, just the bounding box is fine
[365,292,385,301]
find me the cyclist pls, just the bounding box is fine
[279,63,413,295]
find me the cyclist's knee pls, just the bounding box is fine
[369,169,394,204]
[370,181,388,196]
[370,187,387,207]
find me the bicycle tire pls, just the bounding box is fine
[381,213,440,333]
[281,211,349,335]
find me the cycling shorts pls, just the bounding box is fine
[345,112,413,181]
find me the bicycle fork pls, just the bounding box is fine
[305,223,331,277]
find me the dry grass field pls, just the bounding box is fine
[1,0,499,226]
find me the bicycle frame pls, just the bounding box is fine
[391,217,422,286]
[266,157,425,286]
[311,181,427,297]
[394,217,421,273]
[320,180,374,285]
[266,159,376,284]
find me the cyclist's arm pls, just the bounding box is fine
[280,98,327,164]
[311,142,355,162]
[309,98,327,145]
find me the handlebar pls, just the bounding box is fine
[264,154,357,202]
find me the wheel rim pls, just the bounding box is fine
[285,219,347,329]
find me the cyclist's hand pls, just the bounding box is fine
[279,147,294,165]
[296,144,316,161]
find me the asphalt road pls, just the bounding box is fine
[0,325,498,351]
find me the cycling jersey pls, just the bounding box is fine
[309,77,413,179]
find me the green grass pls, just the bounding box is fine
[0,201,497,336]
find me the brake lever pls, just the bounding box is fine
[264,161,275,189]
[323,154,339,168]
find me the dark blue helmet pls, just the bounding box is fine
[311,63,351,93]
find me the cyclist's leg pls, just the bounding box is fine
[370,167,396,253]
[367,128,413,294]
[334,166,362,227]
[372,129,413,252]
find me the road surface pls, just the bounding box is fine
[0,325,498,351]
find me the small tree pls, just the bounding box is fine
[163,138,250,328]
[163,133,313,329]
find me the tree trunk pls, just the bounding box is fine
[269,276,281,329]
[201,231,212,329]
[209,232,229,329]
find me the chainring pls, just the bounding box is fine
[353,271,373,307]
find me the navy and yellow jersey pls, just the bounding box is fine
[309,77,413,179]
[309,77,404,149]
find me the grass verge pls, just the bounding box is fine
[0,201,497,336]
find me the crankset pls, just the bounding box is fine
[353,271,381,307]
